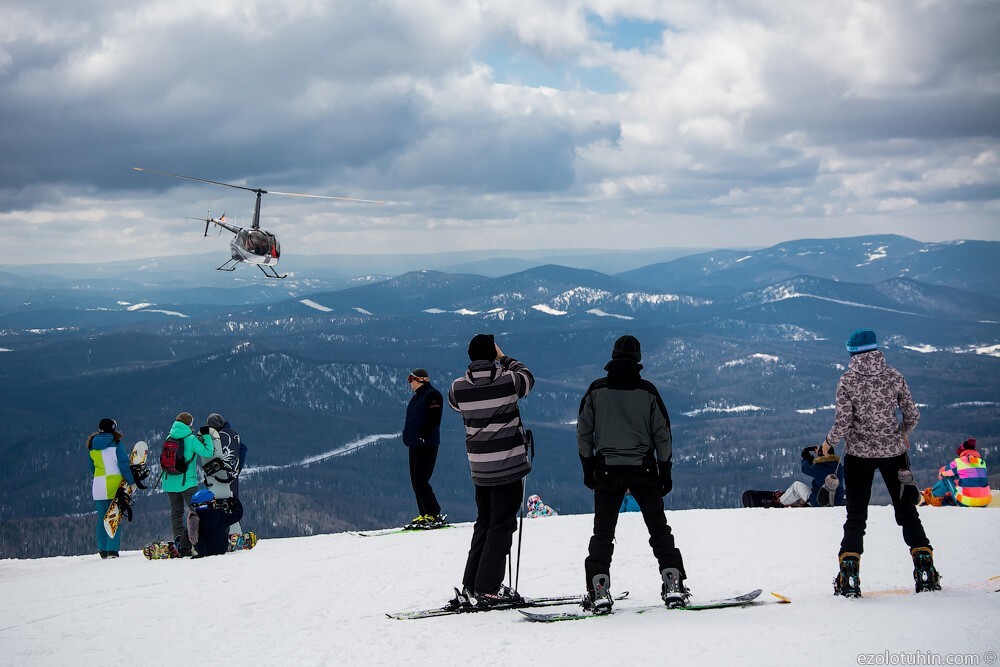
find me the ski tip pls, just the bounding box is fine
[770,592,792,603]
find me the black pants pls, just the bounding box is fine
[408,445,441,517]
[839,453,931,555]
[463,479,523,595]
[585,461,684,590]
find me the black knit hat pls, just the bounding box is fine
[612,335,641,362]
[98,418,117,434]
[468,334,496,361]
[206,413,225,430]
[409,368,429,381]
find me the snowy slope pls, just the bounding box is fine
[2,507,998,666]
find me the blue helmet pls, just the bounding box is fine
[191,489,215,508]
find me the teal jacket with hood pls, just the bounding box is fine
[161,421,214,493]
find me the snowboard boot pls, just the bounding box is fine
[427,513,448,528]
[911,547,942,593]
[582,574,614,615]
[99,551,109,559]
[833,552,862,598]
[660,568,691,608]
[477,585,523,608]
[405,514,432,530]
[107,551,119,558]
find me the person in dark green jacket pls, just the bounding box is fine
[163,412,214,556]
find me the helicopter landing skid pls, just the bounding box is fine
[257,264,287,279]
[215,259,239,272]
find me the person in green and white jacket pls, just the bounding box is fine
[162,412,214,556]
[88,418,134,559]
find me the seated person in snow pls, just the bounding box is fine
[525,494,557,518]
[925,439,991,507]
[778,443,846,507]
[187,489,244,557]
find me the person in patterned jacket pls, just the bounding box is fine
[448,334,534,606]
[823,329,941,596]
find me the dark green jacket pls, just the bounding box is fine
[577,359,672,465]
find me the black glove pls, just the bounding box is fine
[658,461,672,497]
[199,425,211,435]
[115,487,134,522]
[580,455,597,490]
[802,446,816,462]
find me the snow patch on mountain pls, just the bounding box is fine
[903,344,938,353]
[140,309,188,318]
[587,308,633,320]
[300,299,333,312]
[243,433,400,475]
[423,308,446,314]
[532,304,568,316]
[795,404,836,415]
[0,347,11,352]
[353,307,373,315]
[125,302,153,311]
[945,401,999,408]
[754,284,922,316]
[682,403,766,417]
[856,245,889,266]
[454,308,480,315]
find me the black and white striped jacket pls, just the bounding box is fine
[448,356,534,487]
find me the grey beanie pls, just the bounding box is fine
[206,413,226,430]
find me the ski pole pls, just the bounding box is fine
[513,429,534,593]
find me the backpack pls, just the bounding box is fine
[160,436,188,475]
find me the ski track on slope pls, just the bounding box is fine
[3,507,997,665]
[242,433,399,476]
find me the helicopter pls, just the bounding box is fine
[133,167,382,279]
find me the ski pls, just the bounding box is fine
[519,590,790,622]
[387,591,630,620]
[350,524,454,537]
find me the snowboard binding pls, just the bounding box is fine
[911,547,942,593]
[660,567,691,608]
[833,552,862,598]
[582,574,613,615]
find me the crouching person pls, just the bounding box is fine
[188,489,244,558]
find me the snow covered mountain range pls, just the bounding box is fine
[0,235,997,558]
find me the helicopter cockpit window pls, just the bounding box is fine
[248,231,269,254]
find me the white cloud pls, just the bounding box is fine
[1,0,998,263]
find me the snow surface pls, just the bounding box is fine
[682,404,766,417]
[138,309,188,318]
[353,307,373,315]
[300,299,333,312]
[903,344,939,353]
[2,507,997,665]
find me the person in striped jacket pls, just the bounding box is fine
[939,439,991,507]
[448,334,534,606]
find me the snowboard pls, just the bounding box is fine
[519,590,790,622]
[142,540,183,560]
[387,591,630,620]
[741,490,783,508]
[200,427,243,533]
[227,531,258,552]
[103,441,150,539]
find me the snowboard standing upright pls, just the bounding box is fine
[103,441,150,539]
[201,427,242,533]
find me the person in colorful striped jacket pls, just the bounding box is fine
[87,418,135,559]
[938,439,991,508]
[448,334,534,606]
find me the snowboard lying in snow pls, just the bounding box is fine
[741,490,783,508]
[141,532,258,559]
[519,589,792,622]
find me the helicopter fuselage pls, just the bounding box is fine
[231,228,281,266]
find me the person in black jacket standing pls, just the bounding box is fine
[402,368,445,528]
[448,334,534,607]
[577,335,687,614]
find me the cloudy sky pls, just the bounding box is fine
[3,0,999,264]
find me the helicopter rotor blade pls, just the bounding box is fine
[266,190,385,204]
[133,167,262,194]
